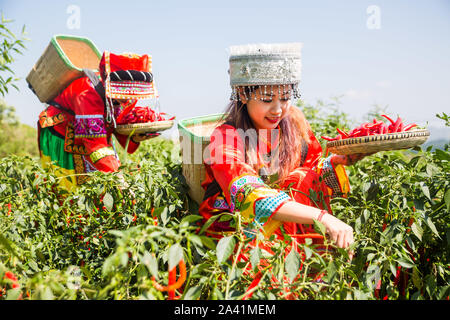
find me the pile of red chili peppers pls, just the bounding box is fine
[116,104,175,125]
[321,114,418,141]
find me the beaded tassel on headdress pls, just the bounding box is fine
[228,42,303,102]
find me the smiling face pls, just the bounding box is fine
[240,85,292,130]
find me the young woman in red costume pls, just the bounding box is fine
[198,43,369,255]
[37,51,159,190]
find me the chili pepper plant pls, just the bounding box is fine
[0,100,448,300]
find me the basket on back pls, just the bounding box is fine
[178,113,225,204]
[27,35,102,103]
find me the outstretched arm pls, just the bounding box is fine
[273,201,354,251]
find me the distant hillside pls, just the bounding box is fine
[423,138,449,150]
[0,122,39,158]
[424,125,450,150]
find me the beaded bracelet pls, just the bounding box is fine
[316,210,328,222]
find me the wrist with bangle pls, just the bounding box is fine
[316,209,328,222]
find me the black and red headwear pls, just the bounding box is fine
[99,51,158,101]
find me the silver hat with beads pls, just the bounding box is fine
[228,42,302,101]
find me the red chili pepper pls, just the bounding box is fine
[381,114,395,126]
[243,271,263,300]
[336,128,349,138]
[321,136,337,141]
[168,263,177,300]
[393,116,402,132]
[152,259,187,298]
[116,101,138,124]
[4,271,17,282]
[403,123,417,131]
[393,266,402,286]
[360,127,369,136]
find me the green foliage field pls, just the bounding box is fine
[0,100,39,159]
[0,99,448,300]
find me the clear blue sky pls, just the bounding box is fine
[1,0,449,140]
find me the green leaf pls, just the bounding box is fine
[434,148,450,161]
[412,267,423,290]
[41,287,55,300]
[445,189,450,211]
[389,261,397,277]
[160,207,169,226]
[199,214,222,235]
[188,234,203,248]
[424,215,440,239]
[103,192,114,211]
[6,288,21,300]
[420,182,432,202]
[326,260,337,284]
[168,243,184,270]
[200,236,216,250]
[249,247,261,271]
[411,222,423,241]
[396,257,415,269]
[140,251,158,279]
[0,234,18,257]
[120,252,129,267]
[285,248,300,282]
[180,215,203,226]
[216,236,236,264]
[304,245,313,260]
[406,235,416,251]
[218,214,233,222]
[366,183,379,201]
[183,286,202,300]
[313,219,326,237]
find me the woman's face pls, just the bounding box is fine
[241,85,291,130]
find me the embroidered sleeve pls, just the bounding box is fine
[74,115,107,139]
[230,175,291,238]
[315,155,350,198]
[298,128,350,198]
[71,80,120,171]
[206,125,291,238]
[90,146,116,163]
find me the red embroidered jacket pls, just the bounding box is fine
[41,76,139,172]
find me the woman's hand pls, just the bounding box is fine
[331,152,375,166]
[131,132,161,143]
[319,213,354,260]
[320,213,354,249]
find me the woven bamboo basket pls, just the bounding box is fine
[326,129,430,155]
[115,120,174,135]
[26,35,102,103]
[178,113,226,204]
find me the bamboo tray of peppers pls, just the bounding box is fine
[323,115,430,155]
[114,104,175,135]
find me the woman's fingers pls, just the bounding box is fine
[332,152,376,166]
[321,214,354,249]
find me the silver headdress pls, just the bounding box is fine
[228,42,302,101]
